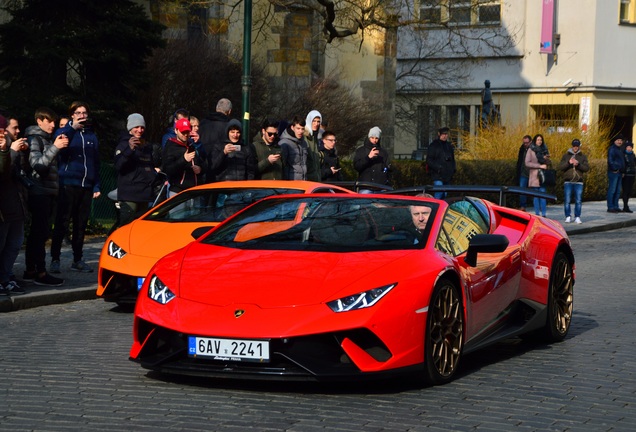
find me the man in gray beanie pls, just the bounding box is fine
[127,113,145,131]
[112,113,158,228]
[353,126,391,191]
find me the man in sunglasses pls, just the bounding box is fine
[253,118,283,180]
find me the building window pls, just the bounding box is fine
[417,105,442,149]
[419,0,501,26]
[620,0,636,23]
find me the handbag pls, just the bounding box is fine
[539,169,556,187]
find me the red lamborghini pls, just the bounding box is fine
[130,193,574,384]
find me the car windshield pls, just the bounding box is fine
[143,188,304,223]
[201,196,439,252]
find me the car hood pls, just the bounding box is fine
[174,242,419,308]
[122,220,218,258]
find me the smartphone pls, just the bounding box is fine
[234,145,241,152]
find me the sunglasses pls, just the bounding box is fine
[266,131,278,137]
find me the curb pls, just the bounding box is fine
[0,287,97,312]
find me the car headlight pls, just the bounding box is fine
[107,240,127,259]
[148,275,175,305]
[326,283,396,313]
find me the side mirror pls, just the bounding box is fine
[191,226,214,240]
[464,234,509,267]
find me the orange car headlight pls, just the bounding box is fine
[107,240,127,259]
[326,283,396,313]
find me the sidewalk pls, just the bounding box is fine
[2,200,636,313]
[0,237,106,313]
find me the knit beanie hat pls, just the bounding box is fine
[0,115,7,129]
[368,126,382,139]
[127,113,146,131]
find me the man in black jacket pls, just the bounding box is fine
[0,115,30,294]
[162,118,204,196]
[209,119,256,181]
[426,127,456,199]
[114,113,158,227]
[199,98,232,183]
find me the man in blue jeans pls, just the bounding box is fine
[558,139,589,224]
[607,135,625,213]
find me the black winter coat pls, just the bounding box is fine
[114,132,158,202]
[353,138,390,185]
[162,138,205,193]
[199,112,230,182]
[426,138,456,182]
[320,146,342,181]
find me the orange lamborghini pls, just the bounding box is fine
[97,180,352,308]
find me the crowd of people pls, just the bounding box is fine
[2,95,631,296]
[0,98,387,296]
[515,132,636,223]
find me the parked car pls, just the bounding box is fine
[97,180,352,308]
[130,192,574,385]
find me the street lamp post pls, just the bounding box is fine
[242,0,252,137]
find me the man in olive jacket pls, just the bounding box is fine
[558,138,590,224]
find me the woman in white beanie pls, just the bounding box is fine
[113,113,158,228]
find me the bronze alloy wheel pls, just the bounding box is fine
[545,251,574,341]
[424,278,464,384]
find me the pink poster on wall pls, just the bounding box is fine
[540,0,555,54]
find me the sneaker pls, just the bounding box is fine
[623,208,633,213]
[34,273,64,287]
[11,276,28,286]
[23,270,37,282]
[564,216,571,223]
[5,280,25,295]
[0,285,9,296]
[71,260,93,273]
[575,217,582,224]
[50,260,61,274]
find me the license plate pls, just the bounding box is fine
[188,336,270,362]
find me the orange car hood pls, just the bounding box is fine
[126,220,217,258]
[175,242,416,308]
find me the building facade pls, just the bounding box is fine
[396,0,636,158]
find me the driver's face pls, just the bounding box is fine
[411,206,431,231]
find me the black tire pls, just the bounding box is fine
[423,277,464,385]
[541,251,574,342]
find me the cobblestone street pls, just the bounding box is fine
[0,227,634,431]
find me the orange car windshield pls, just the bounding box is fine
[144,188,304,223]
[203,197,438,252]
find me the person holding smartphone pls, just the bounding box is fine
[161,118,204,197]
[353,126,391,192]
[210,119,256,181]
[23,107,67,285]
[50,101,100,274]
[113,113,159,228]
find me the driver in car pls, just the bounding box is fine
[410,205,432,244]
